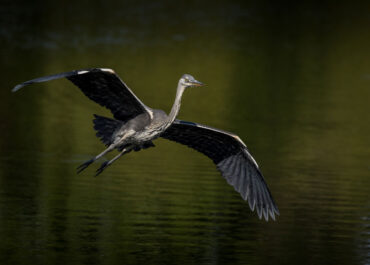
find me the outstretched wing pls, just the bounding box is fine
[12,68,150,121]
[161,120,279,221]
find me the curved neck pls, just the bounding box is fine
[165,83,186,127]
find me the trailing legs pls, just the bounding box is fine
[77,145,115,173]
[95,147,133,176]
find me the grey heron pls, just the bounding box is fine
[12,68,279,221]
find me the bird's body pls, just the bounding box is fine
[128,109,169,143]
[13,68,279,221]
[113,109,166,146]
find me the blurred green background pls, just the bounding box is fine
[0,1,369,264]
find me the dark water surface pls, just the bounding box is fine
[0,1,369,265]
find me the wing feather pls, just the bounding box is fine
[161,119,279,221]
[12,68,150,121]
[236,160,245,195]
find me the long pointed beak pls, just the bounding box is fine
[191,80,204,87]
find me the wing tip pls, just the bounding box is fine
[253,204,279,222]
[12,84,23,92]
[265,203,280,221]
[12,82,30,92]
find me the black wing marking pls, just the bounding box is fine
[12,68,150,121]
[161,119,279,221]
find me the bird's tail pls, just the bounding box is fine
[93,114,123,146]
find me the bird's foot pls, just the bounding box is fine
[95,161,109,177]
[77,159,94,174]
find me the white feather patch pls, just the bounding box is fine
[100,68,115,74]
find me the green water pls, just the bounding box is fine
[0,1,369,264]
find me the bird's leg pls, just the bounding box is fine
[95,147,132,177]
[77,145,115,174]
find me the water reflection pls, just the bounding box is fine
[0,1,370,265]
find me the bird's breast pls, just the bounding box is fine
[128,125,164,144]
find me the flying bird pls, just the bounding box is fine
[12,68,279,221]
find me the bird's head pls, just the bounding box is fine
[180,74,204,88]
